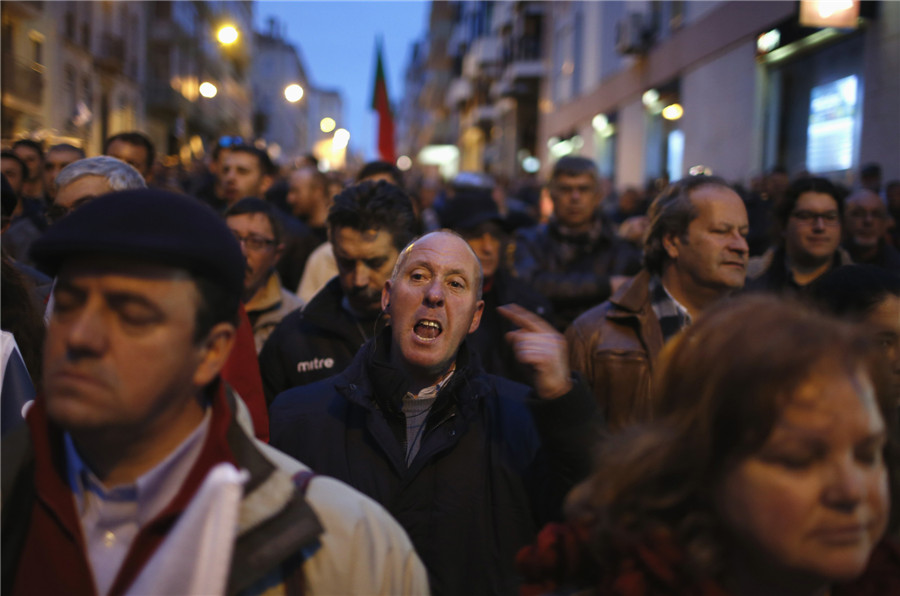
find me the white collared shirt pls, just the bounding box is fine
[64,411,211,595]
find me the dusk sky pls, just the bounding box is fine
[254,1,431,161]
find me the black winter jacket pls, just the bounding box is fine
[512,217,642,330]
[468,268,553,383]
[270,332,598,595]
[258,277,382,404]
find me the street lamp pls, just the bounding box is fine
[217,25,239,45]
[332,128,350,151]
[199,82,218,98]
[662,103,684,121]
[320,117,336,133]
[284,84,304,103]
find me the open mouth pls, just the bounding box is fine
[414,319,442,340]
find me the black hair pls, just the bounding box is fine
[104,131,156,171]
[227,144,276,177]
[192,277,241,344]
[811,264,900,319]
[47,143,86,159]
[550,156,599,183]
[224,197,285,245]
[327,180,417,251]
[1,150,27,182]
[774,177,843,229]
[357,160,403,186]
[12,138,44,157]
[860,162,882,179]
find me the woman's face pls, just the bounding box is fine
[717,366,889,588]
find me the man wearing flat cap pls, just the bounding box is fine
[1,189,427,595]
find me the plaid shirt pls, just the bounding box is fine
[648,275,692,342]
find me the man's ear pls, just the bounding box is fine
[468,300,485,334]
[192,322,236,388]
[381,280,392,312]
[273,242,286,264]
[662,233,680,260]
[259,175,274,196]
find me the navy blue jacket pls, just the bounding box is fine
[270,332,598,595]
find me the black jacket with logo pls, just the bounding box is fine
[269,331,599,595]
[258,277,382,405]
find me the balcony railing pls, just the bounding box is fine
[1,58,44,105]
[501,35,542,67]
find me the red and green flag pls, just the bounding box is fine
[371,37,395,163]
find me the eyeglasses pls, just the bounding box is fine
[790,210,840,226]
[230,230,276,251]
[218,136,245,148]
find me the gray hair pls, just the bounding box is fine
[56,156,146,192]
[390,229,484,300]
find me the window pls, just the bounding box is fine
[31,38,43,65]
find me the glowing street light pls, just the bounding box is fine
[199,82,218,98]
[284,84,304,103]
[217,25,239,45]
[396,155,412,171]
[662,103,684,120]
[332,128,350,150]
[320,117,336,133]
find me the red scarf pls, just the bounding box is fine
[519,521,900,596]
[13,383,238,596]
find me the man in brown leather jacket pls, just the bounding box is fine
[566,176,749,430]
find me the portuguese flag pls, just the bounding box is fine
[371,37,395,163]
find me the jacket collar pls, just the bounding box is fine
[244,271,285,314]
[12,382,322,596]
[337,327,487,417]
[605,270,665,363]
[609,269,654,314]
[303,277,385,340]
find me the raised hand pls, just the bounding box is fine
[498,303,573,400]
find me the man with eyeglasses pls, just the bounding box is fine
[225,198,303,352]
[842,189,900,272]
[512,156,641,330]
[747,177,852,293]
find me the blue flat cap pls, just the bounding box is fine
[31,188,245,298]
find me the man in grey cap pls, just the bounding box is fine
[1,189,426,595]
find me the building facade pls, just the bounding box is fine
[2,0,146,156]
[539,0,899,187]
[403,0,898,188]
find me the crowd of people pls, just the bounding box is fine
[1,130,899,595]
